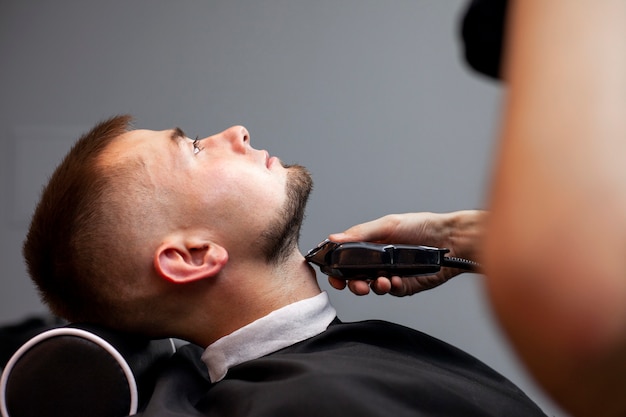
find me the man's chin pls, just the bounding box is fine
[260,165,312,264]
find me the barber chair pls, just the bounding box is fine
[0,324,180,417]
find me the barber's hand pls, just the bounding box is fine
[327,210,486,296]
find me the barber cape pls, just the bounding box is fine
[138,320,547,417]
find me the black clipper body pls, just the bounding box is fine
[305,240,479,279]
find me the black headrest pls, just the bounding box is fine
[0,324,180,417]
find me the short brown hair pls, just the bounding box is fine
[23,115,147,328]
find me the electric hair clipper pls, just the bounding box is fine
[305,239,479,279]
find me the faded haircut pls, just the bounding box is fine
[22,115,147,328]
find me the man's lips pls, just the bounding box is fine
[265,151,279,168]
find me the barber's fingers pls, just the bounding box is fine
[347,280,372,296]
[370,277,393,295]
[328,276,347,290]
[328,276,373,295]
[329,215,399,243]
[328,276,396,296]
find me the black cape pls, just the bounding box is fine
[137,319,547,417]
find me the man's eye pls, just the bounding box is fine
[192,136,203,154]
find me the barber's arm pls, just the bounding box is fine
[327,210,486,296]
[484,1,626,416]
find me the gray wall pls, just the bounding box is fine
[1,1,567,415]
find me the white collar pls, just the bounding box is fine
[201,292,336,382]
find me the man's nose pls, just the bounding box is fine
[218,125,249,151]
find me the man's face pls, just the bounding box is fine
[104,125,312,262]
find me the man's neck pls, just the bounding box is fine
[193,249,321,347]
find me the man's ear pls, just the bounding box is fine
[154,238,228,284]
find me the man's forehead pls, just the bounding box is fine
[99,129,167,165]
[108,128,169,150]
[99,127,195,175]
[118,128,159,141]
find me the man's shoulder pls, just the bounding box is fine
[207,320,546,417]
[142,323,547,417]
[283,319,466,358]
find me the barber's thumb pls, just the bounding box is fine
[328,232,352,242]
[330,223,370,242]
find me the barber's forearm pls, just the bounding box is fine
[487,0,626,343]
[445,210,487,263]
[484,1,626,416]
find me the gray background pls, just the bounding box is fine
[0,1,567,415]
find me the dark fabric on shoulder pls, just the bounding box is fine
[135,343,210,417]
[137,320,547,417]
[201,320,545,417]
[134,321,545,417]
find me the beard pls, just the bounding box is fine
[259,164,313,264]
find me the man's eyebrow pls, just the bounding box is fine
[170,127,187,142]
